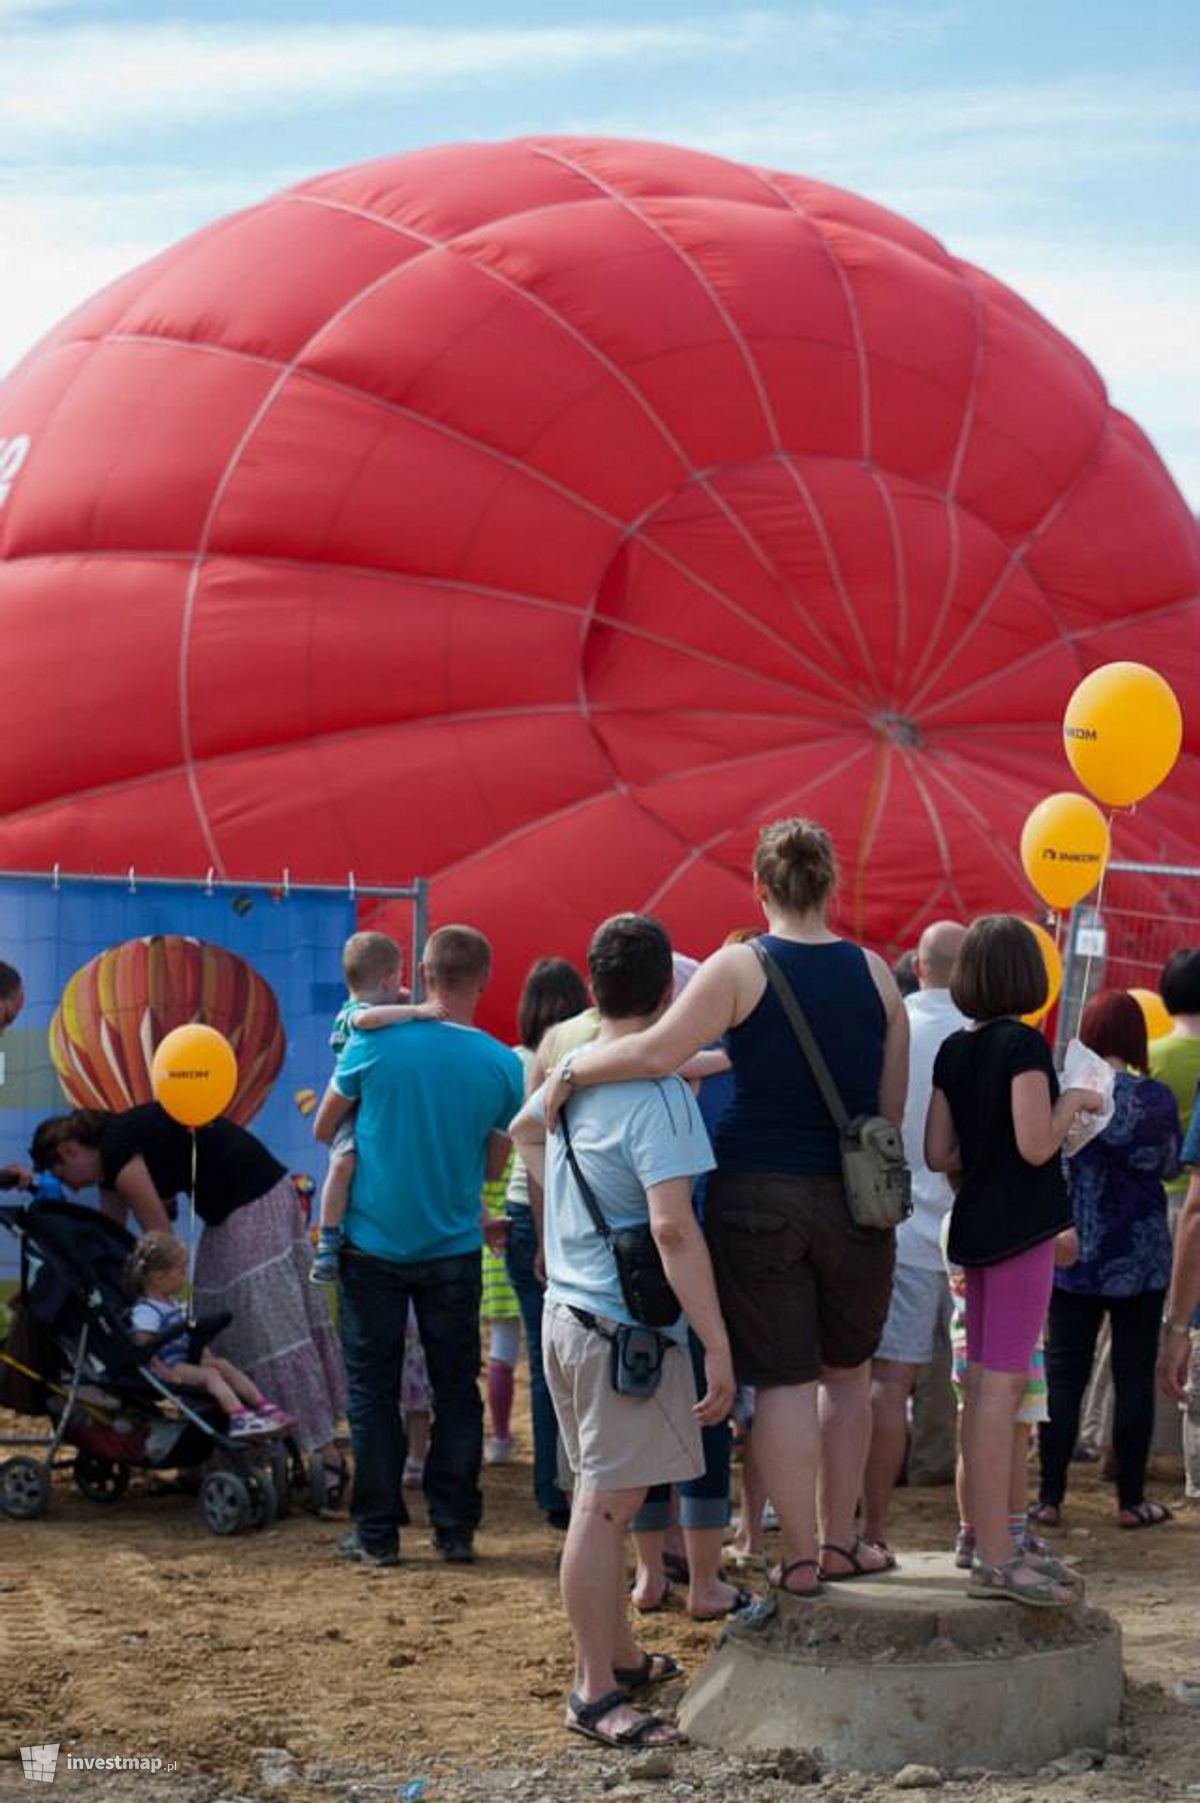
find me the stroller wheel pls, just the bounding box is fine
[0,1455,53,1520]
[268,1441,293,1519]
[198,1468,253,1536]
[246,1465,278,1531]
[307,1447,350,1514]
[74,1451,130,1505]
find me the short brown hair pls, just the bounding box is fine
[950,916,1047,1022]
[1080,989,1148,1072]
[31,1109,109,1171]
[754,818,837,915]
[342,931,402,994]
[1160,948,1200,1015]
[516,957,588,1050]
[587,915,672,1020]
[424,924,492,991]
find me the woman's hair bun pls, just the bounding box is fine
[754,817,837,914]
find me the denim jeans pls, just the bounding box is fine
[504,1207,568,1520]
[339,1243,483,1555]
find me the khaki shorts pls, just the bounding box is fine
[543,1301,704,1492]
[705,1170,895,1387]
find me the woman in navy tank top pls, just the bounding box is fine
[543,819,908,1598]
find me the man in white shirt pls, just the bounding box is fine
[861,920,967,1551]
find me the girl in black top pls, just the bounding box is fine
[925,917,1100,1609]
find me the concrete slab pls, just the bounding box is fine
[678,1552,1123,1773]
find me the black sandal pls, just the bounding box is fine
[566,1689,686,1748]
[771,1557,823,1597]
[818,1534,897,1581]
[613,1651,683,1692]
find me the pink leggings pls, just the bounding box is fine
[964,1239,1056,1375]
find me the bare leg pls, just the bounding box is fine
[818,1362,892,1574]
[731,1433,769,1558]
[962,1367,1029,1565]
[861,1359,919,1545]
[1009,1421,1031,1518]
[750,1382,820,1593]
[165,1361,241,1416]
[204,1355,266,1409]
[630,1527,667,1612]
[683,1526,745,1616]
[562,1483,678,1743]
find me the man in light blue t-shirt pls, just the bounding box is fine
[511,914,734,1751]
[315,924,522,1567]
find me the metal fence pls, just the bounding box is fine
[1057,860,1200,1054]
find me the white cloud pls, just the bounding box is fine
[0,17,756,142]
[0,9,964,144]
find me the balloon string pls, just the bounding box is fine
[1073,810,1114,1039]
[188,1128,197,1329]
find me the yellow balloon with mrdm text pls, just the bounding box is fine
[1063,662,1182,808]
[151,1023,238,1127]
[1019,792,1109,911]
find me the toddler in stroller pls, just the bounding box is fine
[125,1233,291,1439]
[0,1197,298,1532]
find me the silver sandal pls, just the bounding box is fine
[967,1554,1074,1609]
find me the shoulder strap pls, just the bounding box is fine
[751,939,851,1132]
[559,1108,613,1245]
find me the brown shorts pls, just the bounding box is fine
[704,1171,895,1387]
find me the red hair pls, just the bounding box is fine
[1079,989,1148,1073]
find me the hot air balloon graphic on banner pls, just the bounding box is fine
[48,936,284,1124]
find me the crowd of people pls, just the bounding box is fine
[4,819,1200,1753]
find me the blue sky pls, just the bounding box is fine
[3,0,1197,503]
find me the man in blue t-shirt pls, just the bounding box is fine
[314,924,522,1566]
[510,914,734,1750]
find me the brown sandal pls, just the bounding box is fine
[818,1535,897,1581]
[771,1557,823,1598]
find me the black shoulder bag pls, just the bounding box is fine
[752,939,912,1231]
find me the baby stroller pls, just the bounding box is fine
[0,1196,297,1534]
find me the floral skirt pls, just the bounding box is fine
[194,1179,346,1452]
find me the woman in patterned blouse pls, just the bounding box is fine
[1034,990,1180,1528]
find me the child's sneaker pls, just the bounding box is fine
[228,1408,273,1439]
[485,1436,514,1465]
[954,1526,976,1569]
[309,1230,341,1285]
[402,1456,426,1489]
[257,1401,295,1432]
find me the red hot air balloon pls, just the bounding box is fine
[49,936,284,1124]
[0,138,1196,1033]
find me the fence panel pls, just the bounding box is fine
[0,872,425,1280]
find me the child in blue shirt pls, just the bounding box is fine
[310,932,443,1282]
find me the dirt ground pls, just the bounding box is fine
[1,1393,1197,1803]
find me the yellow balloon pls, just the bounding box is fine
[1128,988,1173,1043]
[151,1023,238,1128]
[1019,791,1109,911]
[1020,919,1062,1027]
[1063,662,1182,807]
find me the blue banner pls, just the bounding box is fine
[0,876,357,1278]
